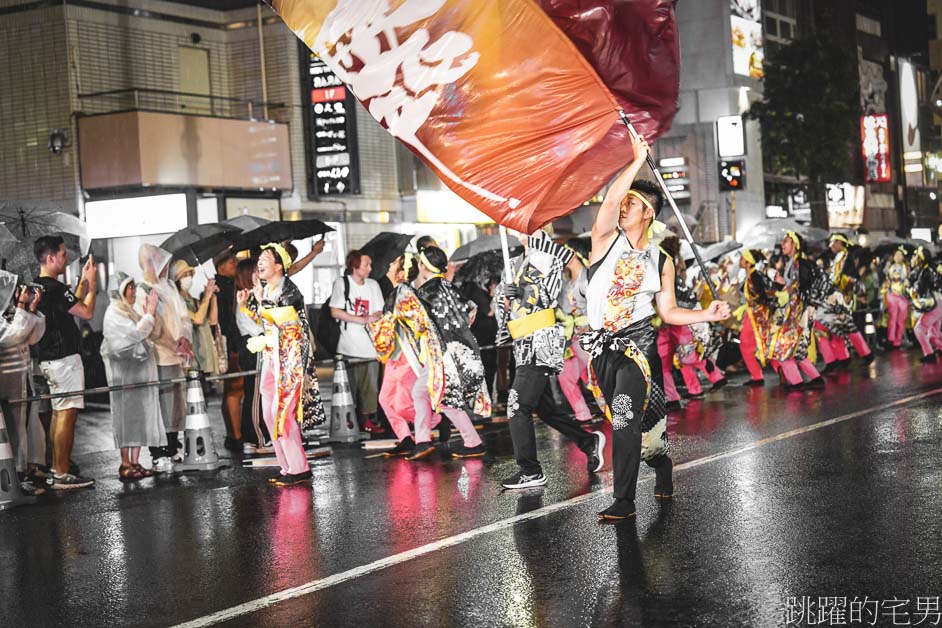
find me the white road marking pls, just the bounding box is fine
[172,387,942,628]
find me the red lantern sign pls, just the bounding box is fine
[861,114,892,183]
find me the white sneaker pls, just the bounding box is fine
[242,442,258,455]
[152,457,174,473]
[171,450,184,463]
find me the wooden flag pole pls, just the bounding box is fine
[618,110,720,301]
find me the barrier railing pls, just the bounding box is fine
[11,346,507,406]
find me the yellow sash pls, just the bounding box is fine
[507,308,555,340]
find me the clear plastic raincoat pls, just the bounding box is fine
[101,272,167,449]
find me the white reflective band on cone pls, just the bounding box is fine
[0,443,13,459]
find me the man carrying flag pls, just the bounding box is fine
[584,133,730,521]
[496,231,605,490]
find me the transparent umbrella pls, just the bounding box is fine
[0,204,90,279]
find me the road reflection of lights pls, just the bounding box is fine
[99,511,130,610]
[457,466,470,499]
[497,555,535,626]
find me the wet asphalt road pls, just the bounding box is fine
[2,349,941,627]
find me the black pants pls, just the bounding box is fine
[149,432,181,461]
[509,365,594,475]
[591,345,671,501]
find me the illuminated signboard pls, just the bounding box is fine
[300,44,360,198]
[860,114,891,183]
[731,0,764,78]
[717,115,746,157]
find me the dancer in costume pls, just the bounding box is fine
[908,246,942,363]
[586,133,730,521]
[237,243,326,486]
[371,250,489,460]
[769,232,825,389]
[738,250,775,386]
[668,247,727,397]
[415,247,491,458]
[371,256,430,458]
[882,248,911,350]
[813,234,873,371]
[496,230,605,490]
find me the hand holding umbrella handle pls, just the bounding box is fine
[618,110,719,301]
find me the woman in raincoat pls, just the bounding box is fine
[101,272,165,480]
[237,244,325,486]
[136,244,193,470]
[169,260,219,376]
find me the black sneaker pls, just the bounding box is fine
[803,376,826,389]
[921,354,936,364]
[405,442,436,461]
[384,436,416,458]
[450,443,486,459]
[501,472,547,489]
[224,437,243,452]
[745,378,765,387]
[711,379,728,391]
[861,352,876,365]
[598,499,636,520]
[47,472,95,490]
[585,431,606,474]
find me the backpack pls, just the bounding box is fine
[315,275,349,358]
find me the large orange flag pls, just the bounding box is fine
[269,0,626,233]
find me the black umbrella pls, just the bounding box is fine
[161,223,242,266]
[451,234,523,263]
[360,232,414,280]
[453,250,505,291]
[239,219,334,249]
[223,215,271,232]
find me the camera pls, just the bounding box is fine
[19,282,45,298]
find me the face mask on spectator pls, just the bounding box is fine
[180,276,194,293]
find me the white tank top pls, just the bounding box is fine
[586,233,662,333]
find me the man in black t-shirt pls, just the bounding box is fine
[33,235,98,490]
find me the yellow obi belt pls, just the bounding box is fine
[507,308,555,340]
[260,306,299,326]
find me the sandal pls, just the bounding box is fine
[132,464,155,478]
[118,464,146,481]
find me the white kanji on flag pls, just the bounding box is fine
[311,0,521,209]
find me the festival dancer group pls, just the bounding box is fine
[102,133,936,525]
